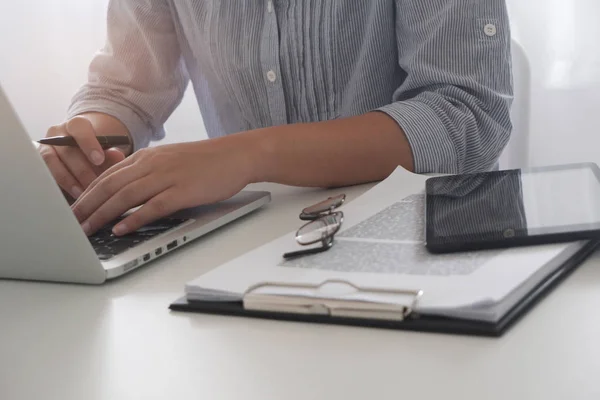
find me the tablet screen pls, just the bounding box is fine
[425,163,600,251]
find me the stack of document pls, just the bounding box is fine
[173,167,596,335]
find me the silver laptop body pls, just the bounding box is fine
[0,85,270,284]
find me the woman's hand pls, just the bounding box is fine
[41,114,131,199]
[71,134,260,236]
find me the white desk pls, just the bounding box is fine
[1,182,600,400]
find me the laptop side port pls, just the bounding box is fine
[143,253,151,262]
[167,240,178,251]
[155,247,163,256]
[123,259,139,272]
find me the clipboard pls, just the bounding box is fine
[169,240,600,337]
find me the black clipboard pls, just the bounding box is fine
[169,240,600,337]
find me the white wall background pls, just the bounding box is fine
[0,0,206,146]
[0,0,599,164]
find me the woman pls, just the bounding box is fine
[40,0,513,236]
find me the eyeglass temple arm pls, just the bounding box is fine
[283,238,334,259]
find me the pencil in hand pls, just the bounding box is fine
[38,135,131,150]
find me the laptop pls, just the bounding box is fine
[0,85,271,284]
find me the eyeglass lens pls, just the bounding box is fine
[296,212,343,245]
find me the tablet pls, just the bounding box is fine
[424,163,600,253]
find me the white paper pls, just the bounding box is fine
[185,167,586,322]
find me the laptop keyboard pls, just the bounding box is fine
[88,217,189,261]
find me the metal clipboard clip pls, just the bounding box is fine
[243,279,423,321]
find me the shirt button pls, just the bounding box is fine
[484,24,497,37]
[267,0,273,13]
[266,70,277,82]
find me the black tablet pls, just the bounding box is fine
[424,163,600,253]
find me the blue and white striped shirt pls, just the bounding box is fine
[67,0,513,174]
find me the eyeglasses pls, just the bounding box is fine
[283,194,346,259]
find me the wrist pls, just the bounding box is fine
[237,127,278,184]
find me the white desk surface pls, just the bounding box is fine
[1,181,600,400]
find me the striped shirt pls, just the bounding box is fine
[66,0,513,174]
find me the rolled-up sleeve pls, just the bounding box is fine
[377,0,513,174]
[66,0,188,151]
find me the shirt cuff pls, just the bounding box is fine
[377,101,459,174]
[66,100,164,152]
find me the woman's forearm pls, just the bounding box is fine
[246,112,414,188]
